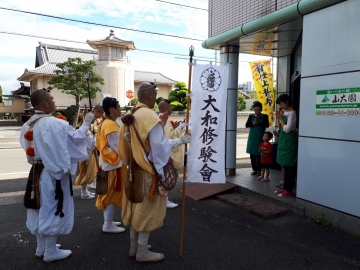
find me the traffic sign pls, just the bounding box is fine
[126,90,134,99]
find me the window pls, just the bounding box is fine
[111,47,122,58]
[3,100,13,106]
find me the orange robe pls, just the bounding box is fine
[95,118,125,210]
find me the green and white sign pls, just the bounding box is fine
[316,87,360,116]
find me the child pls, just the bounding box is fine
[257,132,273,182]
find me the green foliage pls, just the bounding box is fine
[174,81,187,90]
[168,95,177,103]
[308,214,332,226]
[47,58,104,127]
[156,97,164,104]
[130,97,138,106]
[52,111,62,117]
[0,112,4,118]
[356,233,360,237]
[237,92,246,111]
[169,90,178,97]
[178,90,188,99]
[170,101,184,111]
[169,82,188,111]
[249,90,257,99]
[63,105,78,126]
[0,85,2,103]
[9,112,16,119]
[153,102,159,111]
[48,58,104,101]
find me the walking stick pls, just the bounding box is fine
[179,45,194,257]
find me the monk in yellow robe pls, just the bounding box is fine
[75,105,104,199]
[158,100,185,208]
[120,82,191,262]
[95,98,126,233]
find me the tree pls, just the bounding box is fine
[169,81,188,111]
[0,85,2,103]
[237,92,246,111]
[249,90,257,99]
[130,97,158,111]
[156,97,164,104]
[130,97,138,106]
[47,58,104,127]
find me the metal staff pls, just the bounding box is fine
[84,72,92,111]
[179,45,194,257]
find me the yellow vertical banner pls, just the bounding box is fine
[249,60,275,126]
[250,31,275,56]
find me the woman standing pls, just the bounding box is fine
[246,102,269,176]
[273,94,298,197]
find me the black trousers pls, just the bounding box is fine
[283,166,297,192]
[250,154,261,172]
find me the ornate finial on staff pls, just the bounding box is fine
[189,45,194,63]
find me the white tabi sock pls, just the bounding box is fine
[81,183,87,194]
[136,232,164,262]
[102,204,125,233]
[138,231,150,246]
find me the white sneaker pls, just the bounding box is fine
[113,221,122,226]
[81,193,95,200]
[166,199,178,209]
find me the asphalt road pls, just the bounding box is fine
[1,127,360,269]
[1,180,360,270]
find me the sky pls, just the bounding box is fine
[0,0,273,94]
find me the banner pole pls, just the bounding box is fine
[179,45,194,257]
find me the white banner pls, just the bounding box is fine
[187,64,229,183]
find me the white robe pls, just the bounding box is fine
[20,114,91,236]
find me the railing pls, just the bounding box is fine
[54,100,102,108]
[93,56,130,64]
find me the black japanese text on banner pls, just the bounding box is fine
[187,64,229,183]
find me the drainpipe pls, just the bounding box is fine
[202,0,345,49]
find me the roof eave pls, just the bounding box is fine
[202,0,345,49]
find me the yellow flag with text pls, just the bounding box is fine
[249,60,275,126]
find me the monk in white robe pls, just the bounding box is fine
[19,89,94,262]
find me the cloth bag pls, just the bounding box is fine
[132,118,178,192]
[94,151,108,195]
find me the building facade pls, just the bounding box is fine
[18,32,177,108]
[204,0,359,232]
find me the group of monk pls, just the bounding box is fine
[20,82,191,263]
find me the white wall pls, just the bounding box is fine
[298,0,360,217]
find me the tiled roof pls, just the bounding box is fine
[87,33,135,50]
[87,36,134,45]
[28,62,60,75]
[19,64,178,84]
[134,71,177,84]
[18,42,177,83]
[38,43,97,64]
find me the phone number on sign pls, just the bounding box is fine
[316,109,360,115]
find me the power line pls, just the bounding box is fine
[0,6,203,42]
[0,30,215,59]
[154,0,208,11]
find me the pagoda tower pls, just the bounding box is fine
[87,30,135,104]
